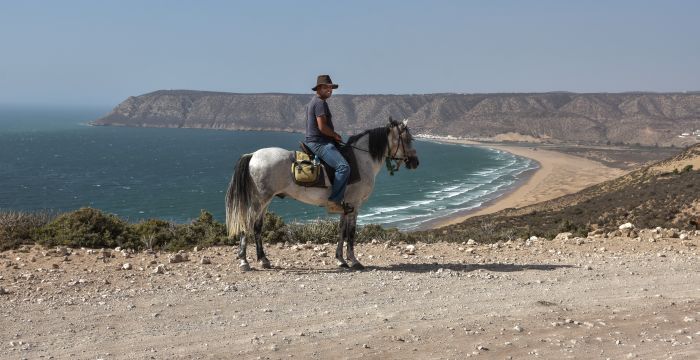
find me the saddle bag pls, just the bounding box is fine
[291,151,326,187]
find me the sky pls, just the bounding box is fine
[0,0,698,106]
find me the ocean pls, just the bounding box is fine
[0,105,537,231]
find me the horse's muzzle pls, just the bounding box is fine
[406,156,419,169]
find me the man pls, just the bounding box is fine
[304,74,352,214]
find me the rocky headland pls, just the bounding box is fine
[92,90,700,147]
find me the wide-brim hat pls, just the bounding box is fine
[312,74,339,91]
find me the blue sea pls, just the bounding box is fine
[0,105,537,231]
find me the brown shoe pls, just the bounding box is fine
[326,201,345,214]
[326,201,354,214]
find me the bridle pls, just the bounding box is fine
[385,123,409,175]
[341,122,410,176]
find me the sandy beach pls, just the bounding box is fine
[432,140,628,228]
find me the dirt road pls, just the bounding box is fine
[1,232,699,359]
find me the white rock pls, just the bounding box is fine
[200,257,212,265]
[467,239,477,245]
[122,263,132,270]
[169,254,185,263]
[513,325,523,332]
[555,232,573,241]
[153,264,166,274]
[619,223,634,230]
[405,245,416,255]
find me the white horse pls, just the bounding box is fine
[225,119,419,271]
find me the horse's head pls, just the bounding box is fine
[387,118,419,170]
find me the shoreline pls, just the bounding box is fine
[424,139,628,229]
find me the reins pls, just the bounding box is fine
[339,124,409,176]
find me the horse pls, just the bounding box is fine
[225,118,419,271]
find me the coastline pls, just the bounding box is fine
[424,139,628,229]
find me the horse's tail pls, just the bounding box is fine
[225,153,258,238]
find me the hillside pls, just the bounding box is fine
[92,90,700,146]
[423,144,700,242]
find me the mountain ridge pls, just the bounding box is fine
[92,90,700,146]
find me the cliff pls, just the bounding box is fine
[92,90,700,146]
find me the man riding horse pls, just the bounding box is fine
[225,77,419,271]
[304,75,353,214]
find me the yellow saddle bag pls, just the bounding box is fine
[291,151,324,187]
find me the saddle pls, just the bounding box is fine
[291,142,361,188]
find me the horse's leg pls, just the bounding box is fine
[345,212,364,270]
[336,213,349,268]
[254,212,271,269]
[238,233,251,271]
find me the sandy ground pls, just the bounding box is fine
[1,231,699,359]
[432,141,628,227]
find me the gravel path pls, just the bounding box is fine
[1,232,699,359]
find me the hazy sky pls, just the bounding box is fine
[1,1,698,106]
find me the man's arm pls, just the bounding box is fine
[316,116,342,142]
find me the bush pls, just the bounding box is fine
[2,207,419,251]
[261,212,288,243]
[37,207,139,249]
[165,210,228,251]
[357,224,405,243]
[0,210,54,251]
[131,219,174,250]
[286,218,339,244]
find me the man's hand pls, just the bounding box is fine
[333,133,342,142]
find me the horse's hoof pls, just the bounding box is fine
[239,262,251,272]
[259,259,272,269]
[350,262,365,270]
[337,260,349,268]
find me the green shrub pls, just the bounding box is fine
[37,207,139,249]
[357,224,405,243]
[165,210,228,251]
[261,212,287,243]
[131,219,174,250]
[683,164,694,173]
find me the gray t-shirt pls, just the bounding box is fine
[305,95,334,144]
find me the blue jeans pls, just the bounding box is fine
[306,141,350,203]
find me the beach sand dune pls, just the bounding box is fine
[434,141,628,227]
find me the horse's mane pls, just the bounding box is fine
[345,126,389,163]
